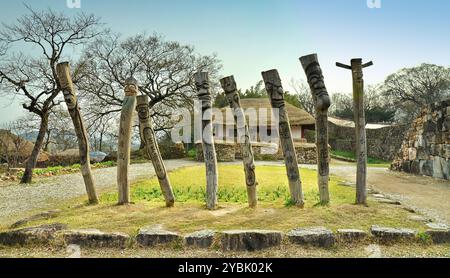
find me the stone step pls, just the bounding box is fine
[63,229,130,248]
[221,230,282,251]
[370,225,417,242]
[0,223,67,246]
[287,227,335,248]
[137,227,182,247]
[337,229,368,242]
[425,229,450,244]
[185,230,215,248]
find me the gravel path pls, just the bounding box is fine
[0,159,199,223]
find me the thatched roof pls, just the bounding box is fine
[328,117,392,130]
[214,98,315,127]
[0,129,49,162]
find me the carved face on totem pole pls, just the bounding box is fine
[220,76,240,108]
[195,72,212,109]
[62,90,77,110]
[136,102,149,121]
[305,62,331,111]
[124,77,139,97]
[264,79,285,109]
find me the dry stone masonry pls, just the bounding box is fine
[391,99,450,180]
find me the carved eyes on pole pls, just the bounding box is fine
[195,80,210,91]
[124,84,138,96]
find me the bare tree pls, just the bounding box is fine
[0,6,103,183]
[77,33,222,138]
[290,79,315,116]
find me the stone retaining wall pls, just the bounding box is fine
[391,100,450,180]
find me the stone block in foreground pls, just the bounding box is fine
[63,229,130,248]
[287,227,335,248]
[336,229,368,242]
[136,227,181,247]
[185,230,215,248]
[0,223,67,246]
[370,225,417,242]
[425,228,450,244]
[221,230,282,251]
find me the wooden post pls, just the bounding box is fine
[195,71,218,210]
[300,54,331,204]
[56,62,98,204]
[136,95,175,207]
[117,77,138,205]
[220,75,258,208]
[336,59,373,205]
[262,69,304,207]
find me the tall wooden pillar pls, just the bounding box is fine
[195,71,218,210]
[220,75,258,208]
[262,69,304,207]
[117,77,138,205]
[136,95,175,207]
[336,59,373,205]
[56,62,98,204]
[300,54,331,204]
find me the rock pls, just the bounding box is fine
[425,229,450,244]
[0,223,67,246]
[185,230,215,248]
[426,223,449,230]
[287,227,335,248]
[136,227,181,247]
[63,229,130,248]
[221,230,282,251]
[375,198,401,205]
[337,229,368,242]
[422,160,434,177]
[10,209,61,229]
[407,215,431,222]
[370,225,417,242]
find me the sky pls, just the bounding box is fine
[1,0,450,124]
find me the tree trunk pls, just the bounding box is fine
[262,69,304,207]
[20,113,48,184]
[56,62,99,204]
[220,75,258,208]
[300,54,331,204]
[351,59,368,205]
[136,95,175,207]
[117,77,138,205]
[195,71,218,210]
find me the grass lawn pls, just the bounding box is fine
[1,165,427,236]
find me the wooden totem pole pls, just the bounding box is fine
[300,54,331,204]
[56,62,98,204]
[117,77,138,205]
[336,59,373,205]
[262,69,304,207]
[195,71,218,210]
[220,75,258,208]
[136,95,175,207]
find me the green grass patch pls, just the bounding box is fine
[2,165,428,235]
[331,150,391,167]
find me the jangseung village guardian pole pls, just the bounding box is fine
[336,59,373,205]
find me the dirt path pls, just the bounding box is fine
[0,159,198,223]
[328,163,450,225]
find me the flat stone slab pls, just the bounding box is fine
[10,210,61,229]
[63,229,130,248]
[337,229,368,242]
[426,223,449,230]
[425,229,450,244]
[287,227,335,248]
[407,215,431,222]
[370,226,417,242]
[221,230,282,251]
[0,223,67,246]
[185,230,215,248]
[136,227,181,247]
[374,198,401,205]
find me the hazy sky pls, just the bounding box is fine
[1,0,449,124]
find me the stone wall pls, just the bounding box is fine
[328,122,407,161]
[195,142,321,164]
[391,100,450,180]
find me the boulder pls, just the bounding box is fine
[287,227,335,248]
[221,230,282,251]
[10,209,61,229]
[63,229,130,248]
[336,229,368,242]
[136,227,181,247]
[0,223,67,246]
[370,226,417,242]
[185,230,215,248]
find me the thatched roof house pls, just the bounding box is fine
[213,98,315,143]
